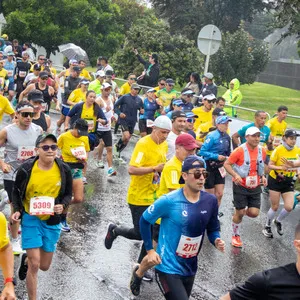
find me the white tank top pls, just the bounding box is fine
[97,95,114,132]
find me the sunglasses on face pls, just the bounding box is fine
[187,170,209,179]
[20,112,35,118]
[187,118,195,123]
[129,77,136,81]
[186,95,193,98]
[133,88,140,91]
[167,84,174,87]
[39,58,46,60]
[207,100,216,104]
[40,77,48,80]
[159,83,165,86]
[38,145,58,151]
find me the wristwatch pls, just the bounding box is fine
[4,277,17,286]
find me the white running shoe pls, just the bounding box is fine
[0,189,9,211]
[11,237,25,255]
[96,160,105,168]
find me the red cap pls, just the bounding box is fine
[175,133,198,150]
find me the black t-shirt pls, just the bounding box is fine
[230,263,300,300]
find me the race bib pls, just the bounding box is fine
[219,167,226,178]
[146,119,154,128]
[273,136,282,147]
[245,175,258,188]
[70,146,87,160]
[29,196,54,216]
[7,70,13,77]
[19,71,26,78]
[176,235,202,258]
[17,146,36,161]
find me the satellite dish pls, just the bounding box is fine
[197,25,222,56]
[197,25,222,73]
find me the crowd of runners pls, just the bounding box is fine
[0,35,299,299]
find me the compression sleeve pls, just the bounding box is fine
[140,215,153,251]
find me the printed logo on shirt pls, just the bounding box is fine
[200,210,207,214]
[135,152,144,164]
[148,205,155,214]
[56,181,61,186]
[171,170,178,185]
[182,210,188,217]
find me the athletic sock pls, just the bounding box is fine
[266,208,276,227]
[277,208,290,222]
[232,222,240,236]
[115,138,123,152]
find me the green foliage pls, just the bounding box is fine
[150,0,267,40]
[210,23,269,87]
[111,15,203,85]
[245,13,274,40]
[2,0,124,63]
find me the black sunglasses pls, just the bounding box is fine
[159,83,165,86]
[38,145,58,151]
[186,118,195,123]
[187,170,209,179]
[20,112,35,118]
[40,77,48,80]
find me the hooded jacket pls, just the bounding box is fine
[223,78,243,117]
[0,38,6,52]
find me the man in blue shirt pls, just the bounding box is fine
[130,155,225,298]
[232,110,271,149]
[180,88,194,112]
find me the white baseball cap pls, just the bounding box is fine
[96,70,106,77]
[101,82,111,89]
[153,116,172,131]
[245,127,261,136]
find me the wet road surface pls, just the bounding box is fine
[0,114,299,299]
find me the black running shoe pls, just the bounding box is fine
[262,226,273,238]
[18,253,28,280]
[104,223,117,249]
[130,265,142,296]
[274,219,283,235]
[142,269,153,282]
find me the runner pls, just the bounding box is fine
[221,223,300,299]
[183,111,198,139]
[88,70,106,96]
[180,88,195,112]
[0,212,16,300]
[0,59,9,92]
[95,83,117,175]
[11,133,72,300]
[200,115,231,214]
[23,64,41,87]
[192,94,215,129]
[119,73,136,96]
[156,78,180,109]
[67,79,89,109]
[57,119,90,231]
[130,155,224,299]
[28,89,51,132]
[104,116,171,279]
[138,88,162,137]
[0,101,43,254]
[262,129,300,238]
[104,70,119,101]
[166,99,184,119]
[79,60,92,81]
[224,127,267,248]
[3,51,16,101]
[0,90,15,122]
[113,83,144,161]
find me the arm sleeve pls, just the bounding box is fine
[67,103,79,118]
[146,66,159,86]
[200,134,219,160]
[206,196,221,246]
[229,272,267,300]
[140,215,153,251]
[114,96,123,115]
[136,54,148,67]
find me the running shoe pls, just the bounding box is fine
[231,235,243,248]
[118,157,126,165]
[293,192,300,210]
[0,188,9,211]
[130,264,142,296]
[107,168,117,177]
[18,252,28,280]
[96,160,105,169]
[142,269,153,282]
[274,219,283,235]
[262,186,269,194]
[262,226,273,238]
[104,223,117,249]
[11,237,24,255]
[82,176,88,185]
[218,212,224,218]
[61,220,71,232]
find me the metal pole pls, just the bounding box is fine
[204,52,210,74]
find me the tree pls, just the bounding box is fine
[150,0,268,41]
[210,23,269,87]
[110,14,204,85]
[2,0,123,63]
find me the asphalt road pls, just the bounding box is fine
[0,114,299,300]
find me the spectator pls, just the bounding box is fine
[185,72,202,104]
[223,78,243,117]
[201,72,217,96]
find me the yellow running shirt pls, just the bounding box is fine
[0,212,9,249]
[0,95,14,121]
[80,69,92,81]
[57,131,90,163]
[0,69,8,88]
[68,88,86,107]
[23,161,61,221]
[269,145,300,179]
[192,106,213,130]
[81,103,96,132]
[156,88,180,108]
[127,135,168,206]
[266,117,287,156]
[119,82,131,96]
[157,155,184,198]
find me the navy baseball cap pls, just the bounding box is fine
[179,155,206,184]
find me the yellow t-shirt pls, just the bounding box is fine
[127,135,168,206]
[57,131,90,163]
[0,69,8,88]
[80,69,92,81]
[23,161,61,221]
[50,67,57,77]
[119,82,131,96]
[196,121,213,143]
[81,103,96,132]
[0,95,14,121]
[269,145,300,179]
[68,88,86,107]
[266,117,287,156]
[156,88,180,108]
[192,106,213,129]
[157,156,184,198]
[0,212,9,249]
